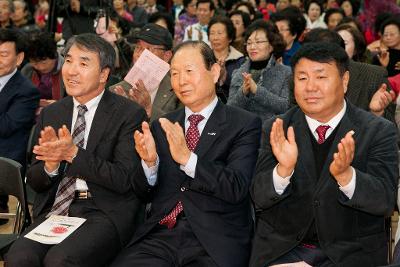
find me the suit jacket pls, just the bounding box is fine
[0,70,39,166]
[250,101,399,267]
[108,75,182,122]
[27,90,151,246]
[131,102,262,267]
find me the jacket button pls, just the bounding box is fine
[314,200,320,207]
[181,187,186,192]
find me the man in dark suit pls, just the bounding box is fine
[250,42,398,267]
[112,41,261,267]
[6,33,150,266]
[0,28,39,222]
[110,23,181,122]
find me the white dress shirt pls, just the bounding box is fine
[273,101,356,199]
[0,69,17,93]
[45,90,105,191]
[143,96,218,186]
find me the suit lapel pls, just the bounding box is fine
[315,102,360,192]
[60,97,74,129]
[195,101,225,158]
[346,61,362,105]
[86,90,115,153]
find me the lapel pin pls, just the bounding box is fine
[207,132,216,135]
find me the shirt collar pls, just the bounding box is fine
[0,68,17,92]
[72,90,105,111]
[185,96,218,122]
[305,100,346,134]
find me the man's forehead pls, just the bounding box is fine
[294,58,337,72]
[66,44,97,58]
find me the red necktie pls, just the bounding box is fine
[159,114,205,229]
[316,125,330,144]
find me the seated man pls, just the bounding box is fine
[110,23,181,122]
[250,42,398,267]
[5,33,150,267]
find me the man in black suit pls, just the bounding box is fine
[112,41,261,267]
[250,42,398,267]
[6,33,150,267]
[0,28,39,222]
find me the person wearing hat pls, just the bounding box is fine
[110,23,182,122]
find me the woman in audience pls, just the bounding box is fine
[174,0,198,44]
[229,10,251,54]
[373,16,400,77]
[208,16,245,102]
[324,8,345,30]
[271,6,306,65]
[335,23,366,62]
[149,12,175,37]
[303,0,327,30]
[228,20,291,120]
[338,0,359,17]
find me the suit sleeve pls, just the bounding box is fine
[250,118,293,210]
[0,83,39,138]
[65,105,150,195]
[339,120,399,216]
[188,115,262,204]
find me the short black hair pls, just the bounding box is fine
[0,28,25,54]
[148,12,175,37]
[323,8,345,25]
[208,15,236,44]
[234,1,256,18]
[303,28,345,49]
[338,0,360,17]
[291,42,349,76]
[374,13,393,35]
[183,0,195,8]
[271,6,306,40]
[229,10,251,29]
[172,41,216,70]
[25,32,57,61]
[63,33,116,73]
[196,0,215,11]
[244,19,286,59]
[380,15,400,35]
[304,0,324,15]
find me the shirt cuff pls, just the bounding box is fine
[44,163,60,177]
[180,152,197,178]
[272,164,293,195]
[338,167,356,199]
[141,156,159,186]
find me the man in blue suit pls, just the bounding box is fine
[0,29,39,221]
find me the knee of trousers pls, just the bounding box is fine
[43,248,80,267]
[5,248,42,267]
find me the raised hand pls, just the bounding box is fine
[134,121,157,167]
[159,118,191,166]
[369,83,395,116]
[270,118,298,177]
[242,72,257,95]
[130,79,152,117]
[329,130,355,186]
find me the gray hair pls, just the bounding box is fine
[63,33,116,73]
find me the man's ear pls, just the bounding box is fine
[163,50,173,63]
[16,52,24,67]
[342,70,350,94]
[100,67,111,84]
[211,63,221,84]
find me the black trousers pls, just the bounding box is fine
[5,199,120,267]
[111,215,218,267]
[269,243,334,267]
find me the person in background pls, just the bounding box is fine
[303,0,326,30]
[0,28,39,225]
[145,0,166,15]
[127,0,148,29]
[338,0,359,18]
[229,10,251,54]
[171,0,184,21]
[335,23,366,62]
[324,8,345,30]
[183,0,215,45]
[0,0,13,29]
[110,23,182,122]
[174,0,198,45]
[271,6,306,66]
[228,20,291,121]
[208,15,244,102]
[113,0,133,22]
[149,12,175,39]
[21,31,66,117]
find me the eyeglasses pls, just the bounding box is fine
[134,44,166,54]
[245,40,269,47]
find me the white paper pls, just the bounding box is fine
[25,215,86,245]
[124,49,170,94]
